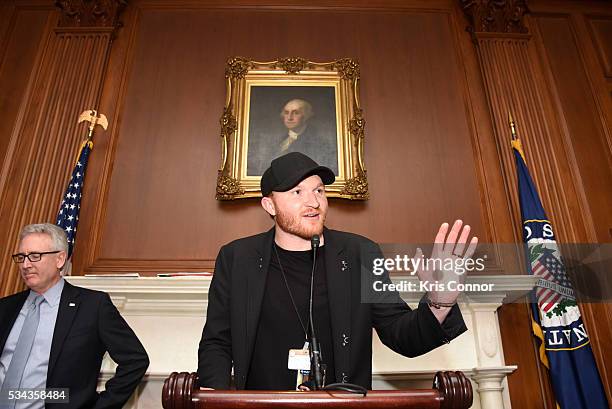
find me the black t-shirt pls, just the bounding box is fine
[245,244,336,390]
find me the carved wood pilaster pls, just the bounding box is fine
[459,0,588,246]
[461,0,529,37]
[55,0,127,29]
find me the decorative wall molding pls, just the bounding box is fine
[55,0,128,28]
[68,274,537,313]
[585,16,612,78]
[461,0,529,36]
[69,276,211,316]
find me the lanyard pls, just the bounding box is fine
[273,244,311,341]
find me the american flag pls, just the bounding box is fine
[532,248,571,312]
[56,141,92,257]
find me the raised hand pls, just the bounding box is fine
[415,220,478,308]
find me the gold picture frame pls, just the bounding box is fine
[216,57,368,200]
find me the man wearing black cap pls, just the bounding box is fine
[198,152,476,391]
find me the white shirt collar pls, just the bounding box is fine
[28,277,64,308]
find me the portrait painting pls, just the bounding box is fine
[216,57,369,200]
[246,86,339,177]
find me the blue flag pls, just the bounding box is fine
[56,141,92,258]
[512,138,608,409]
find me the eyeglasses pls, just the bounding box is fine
[12,251,61,264]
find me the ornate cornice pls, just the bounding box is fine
[55,0,128,28]
[216,174,245,200]
[341,170,369,200]
[461,0,529,35]
[225,57,252,80]
[274,57,310,74]
[332,58,360,81]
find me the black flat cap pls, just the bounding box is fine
[261,152,335,196]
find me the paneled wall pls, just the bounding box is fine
[0,1,610,408]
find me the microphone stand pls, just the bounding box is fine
[304,235,367,396]
[309,235,324,390]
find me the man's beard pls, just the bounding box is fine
[275,208,325,240]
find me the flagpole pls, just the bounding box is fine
[508,112,518,141]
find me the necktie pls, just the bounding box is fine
[0,295,44,407]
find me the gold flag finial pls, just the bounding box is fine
[509,112,527,162]
[78,109,108,141]
[508,112,517,140]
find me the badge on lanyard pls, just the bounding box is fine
[288,342,310,389]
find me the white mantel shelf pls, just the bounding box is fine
[67,275,537,314]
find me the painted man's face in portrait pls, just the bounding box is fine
[281,100,308,131]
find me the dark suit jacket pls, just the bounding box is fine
[0,281,149,409]
[198,228,467,390]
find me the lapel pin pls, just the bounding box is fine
[341,261,348,271]
[69,302,76,307]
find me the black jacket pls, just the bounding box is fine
[198,228,466,390]
[0,281,149,409]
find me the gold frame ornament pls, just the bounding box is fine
[216,57,369,200]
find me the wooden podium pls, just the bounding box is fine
[162,371,473,409]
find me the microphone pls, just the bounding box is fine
[311,235,320,249]
[309,235,324,390]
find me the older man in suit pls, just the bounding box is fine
[0,223,149,409]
